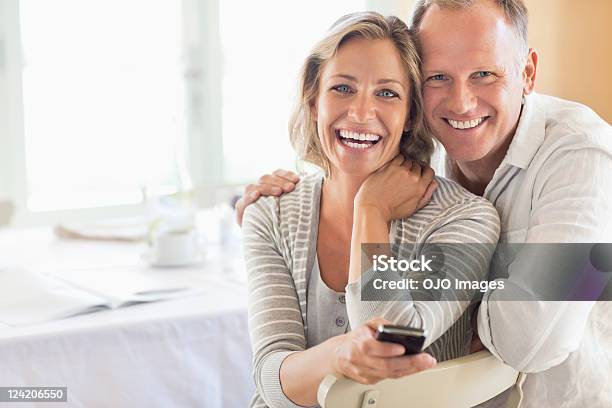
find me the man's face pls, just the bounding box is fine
[419,1,531,163]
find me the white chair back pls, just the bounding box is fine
[318,351,525,408]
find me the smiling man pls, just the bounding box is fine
[410,1,612,407]
[235,1,612,406]
[416,0,533,196]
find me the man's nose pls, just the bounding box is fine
[348,94,376,123]
[447,82,477,115]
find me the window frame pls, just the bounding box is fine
[0,0,224,226]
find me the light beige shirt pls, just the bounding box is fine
[434,92,612,407]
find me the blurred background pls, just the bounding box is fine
[0,0,610,227]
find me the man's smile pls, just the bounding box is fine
[444,116,489,130]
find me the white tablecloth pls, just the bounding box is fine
[0,222,255,408]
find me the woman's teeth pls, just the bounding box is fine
[447,117,485,129]
[338,129,381,150]
[342,139,372,149]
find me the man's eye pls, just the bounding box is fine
[333,84,352,93]
[474,71,493,78]
[378,89,399,98]
[427,74,446,81]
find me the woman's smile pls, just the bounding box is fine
[335,128,383,152]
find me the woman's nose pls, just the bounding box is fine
[447,82,477,115]
[348,94,376,123]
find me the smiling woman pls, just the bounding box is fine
[242,11,500,408]
[289,15,432,177]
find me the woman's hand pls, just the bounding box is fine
[333,318,436,384]
[354,155,437,222]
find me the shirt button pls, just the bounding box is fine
[335,317,345,327]
[339,295,346,304]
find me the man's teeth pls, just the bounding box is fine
[339,129,380,142]
[447,117,485,129]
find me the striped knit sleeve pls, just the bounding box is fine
[242,197,307,408]
[346,194,501,353]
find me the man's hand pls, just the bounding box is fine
[333,317,436,385]
[235,169,300,226]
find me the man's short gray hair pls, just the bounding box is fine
[411,0,529,62]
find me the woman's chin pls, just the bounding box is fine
[330,162,380,179]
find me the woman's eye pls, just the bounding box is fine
[378,89,399,98]
[333,84,352,93]
[427,74,446,81]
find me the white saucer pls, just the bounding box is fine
[141,251,204,268]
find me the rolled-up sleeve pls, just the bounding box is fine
[478,146,612,372]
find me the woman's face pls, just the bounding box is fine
[313,37,411,178]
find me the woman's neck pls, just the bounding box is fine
[320,172,367,232]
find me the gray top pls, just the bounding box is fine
[243,173,500,408]
[306,254,350,348]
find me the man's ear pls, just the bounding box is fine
[523,48,538,95]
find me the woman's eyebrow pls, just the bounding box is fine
[329,74,357,81]
[328,74,406,91]
[377,78,406,91]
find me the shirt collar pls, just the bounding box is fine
[504,92,546,169]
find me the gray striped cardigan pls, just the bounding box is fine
[243,173,500,408]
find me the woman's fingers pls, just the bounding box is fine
[392,154,405,167]
[365,317,394,330]
[421,165,435,185]
[351,353,436,383]
[417,179,438,210]
[359,335,406,358]
[409,160,422,176]
[388,353,437,377]
[340,321,436,385]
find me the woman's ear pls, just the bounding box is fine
[310,101,318,121]
[403,119,411,132]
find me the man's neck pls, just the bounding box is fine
[454,130,515,197]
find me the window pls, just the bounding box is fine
[219,1,366,184]
[2,1,405,225]
[19,0,185,212]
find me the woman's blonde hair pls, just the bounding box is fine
[289,11,434,175]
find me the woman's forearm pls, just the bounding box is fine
[279,335,343,406]
[349,205,391,283]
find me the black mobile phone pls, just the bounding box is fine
[375,324,426,355]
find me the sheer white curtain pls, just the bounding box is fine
[18,0,185,212]
[0,0,413,225]
[219,1,367,184]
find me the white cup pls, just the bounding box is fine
[148,229,201,267]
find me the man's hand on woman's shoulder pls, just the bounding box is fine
[235,169,300,226]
